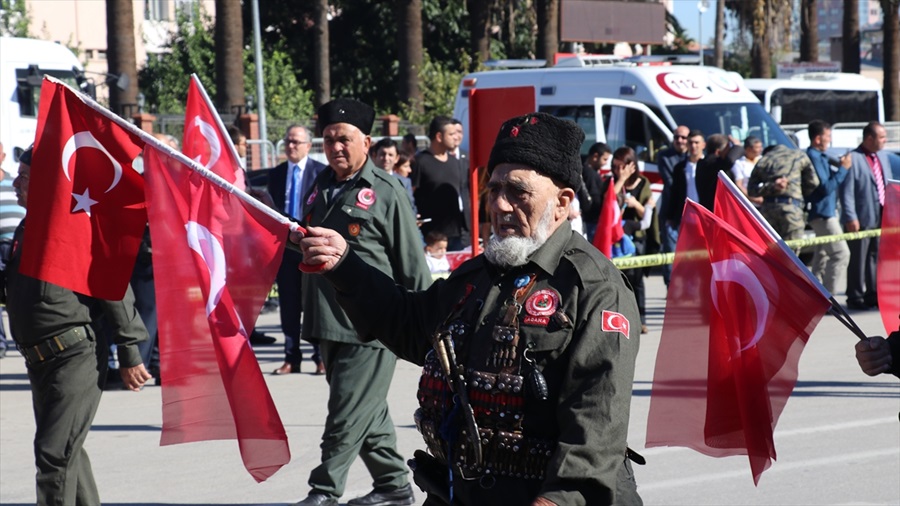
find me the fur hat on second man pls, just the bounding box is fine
[316,98,375,136]
[487,112,584,191]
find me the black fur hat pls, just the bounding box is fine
[316,98,375,135]
[487,112,584,190]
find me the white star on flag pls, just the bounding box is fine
[71,188,98,216]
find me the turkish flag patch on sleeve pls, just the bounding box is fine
[601,310,630,338]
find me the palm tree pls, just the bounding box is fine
[106,0,137,117]
[535,0,558,63]
[881,0,899,120]
[714,0,725,67]
[842,0,860,73]
[398,0,423,113]
[215,0,244,113]
[725,0,792,77]
[799,0,818,61]
[313,0,330,109]
[468,0,492,65]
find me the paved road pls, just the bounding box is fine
[1,274,897,505]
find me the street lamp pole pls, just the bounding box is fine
[697,0,709,65]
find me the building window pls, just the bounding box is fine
[145,0,169,21]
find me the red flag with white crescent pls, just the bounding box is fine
[183,76,246,190]
[646,201,829,485]
[20,79,146,300]
[592,176,624,258]
[143,146,290,482]
[877,180,900,334]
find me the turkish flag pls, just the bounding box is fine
[143,147,290,482]
[713,175,825,297]
[877,181,900,334]
[646,201,830,484]
[183,76,246,189]
[592,177,624,258]
[20,78,146,300]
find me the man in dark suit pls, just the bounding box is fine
[840,121,894,310]
[269,125,326,374]
[656,125,689,284]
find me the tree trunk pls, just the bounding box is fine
[468,0,491,64]
[215,0,244,113]
[313,0,330,109]
[800,0,818,61]
[750,0,771,77]
[398,0,423,112]
[536,0,558,63]
[714,0,725,67]
[106,0,137,117]
[842,0,860,72]
[882,0,900,121]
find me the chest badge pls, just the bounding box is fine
[356,188,376,210]
[523,289,559,326]
[306,186,318,206]
[348,223,361,237]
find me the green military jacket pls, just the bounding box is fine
[324,220,641,505]
[748,144,820,201]
[5,221,146,368]
[301,157,431,345]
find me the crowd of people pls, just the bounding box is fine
[0,92,896,506]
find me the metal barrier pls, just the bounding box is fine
[247,139,278,167]
[611,228,883,270]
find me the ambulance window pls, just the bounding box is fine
[15,68,80,118]
[599,105,669,162]
[539,105,597,155]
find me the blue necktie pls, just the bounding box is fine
[288,164,301,218]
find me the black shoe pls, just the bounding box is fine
[249,329,277,345]
[294,493,338,506]
[347,483,415,506]
[846,299,870,310]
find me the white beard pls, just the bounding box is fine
[485,202,556,269]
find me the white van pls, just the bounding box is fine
[0,37,87,175]
[745,72,883,150]
[453,58,795,190]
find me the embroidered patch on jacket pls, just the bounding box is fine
[525,289,559,317]
[356,188,376,210]
[601,310,630,338]
[348,223,361,236]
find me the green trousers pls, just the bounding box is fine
[27,336,103,506]
[308,341,409,498]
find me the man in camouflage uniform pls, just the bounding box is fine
[296,113,642,506]
[748,144,820,241]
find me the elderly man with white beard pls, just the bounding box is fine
[294,112,643,506]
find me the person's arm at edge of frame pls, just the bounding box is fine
[538,258,641,506]
[96,284,152,391]
[855,330,900,378]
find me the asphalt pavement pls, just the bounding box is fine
[1,273,898,505]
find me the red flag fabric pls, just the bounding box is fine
[713,176,827,297]
[143,147,290,482]
[646,201,830,484]
[183,76,246,189]
[877,181,900,333]
[592,177,624,258]
[20,79,146,299]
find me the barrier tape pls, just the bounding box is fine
[611,228,883,270]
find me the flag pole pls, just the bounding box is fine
[716,172,867,340]
[189,74,246,172]
[45,76,301,235]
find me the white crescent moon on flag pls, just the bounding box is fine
[61,131,123,193]
[190,116,221,171]
[185,221,227,317]
[710,257,770,351]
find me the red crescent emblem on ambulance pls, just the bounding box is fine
[601,310,630,338]
[525,289,559,317]
[656,72,704,101]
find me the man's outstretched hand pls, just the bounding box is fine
[290,226,348,272]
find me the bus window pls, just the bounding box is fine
[771,89,880,125]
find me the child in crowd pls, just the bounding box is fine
[424,231,450,274]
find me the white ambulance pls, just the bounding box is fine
[453,58,795,191]
[0,37,88,175]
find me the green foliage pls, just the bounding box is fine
[0,0,30,37]
[138,2,313,138]
[399,51,472,127]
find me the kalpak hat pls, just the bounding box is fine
[317,98,375,136]
[487,112,584,190]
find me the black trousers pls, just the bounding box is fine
[846,232,879,305]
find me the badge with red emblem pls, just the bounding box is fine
[348,223,361,237]
[523,289,559,326]
[601,310,630,338]
[306,186,318,206]
[356,188,376,210]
